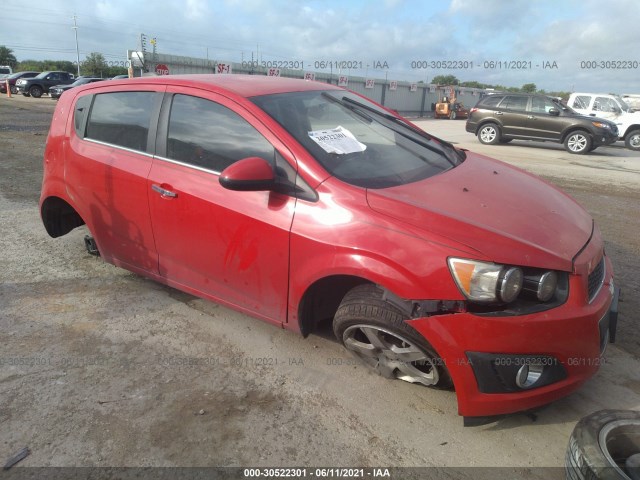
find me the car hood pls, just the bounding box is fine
[366,152,592,271]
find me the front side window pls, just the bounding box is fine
[166,94,275,172]
[530,97,556,114]
[252,90,462,189]
[86,91,156,151]
[594,97,619,113]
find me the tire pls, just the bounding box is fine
[10,85,18,94]
[564,131,592,154]
[625,130,640,151]
[333,284,452,389]
[29,85,43,98]
[477,123,501,145]
[565,409,640,480]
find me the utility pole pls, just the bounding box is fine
[72,14,81,76]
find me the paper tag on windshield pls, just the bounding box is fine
[307,126,366,155]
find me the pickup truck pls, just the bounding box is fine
[568,92,640,151]
[15,71,75,98]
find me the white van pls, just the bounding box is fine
[0,65,13,77]
[568,93,640,150]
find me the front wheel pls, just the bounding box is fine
[565,131,592,154]
[29,85,43,98]
[333,284,452,389]
[625,129,640,151]
[477,123,501,145]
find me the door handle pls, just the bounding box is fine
[151,184,177,198]
[528,115,535,119]
[495,111,503,115]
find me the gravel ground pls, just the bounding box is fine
[1,94,638,477]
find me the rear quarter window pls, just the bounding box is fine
[85,91,156,152]
[73,95,93,137]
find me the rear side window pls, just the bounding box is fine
[86,92,155,152]
[166,94,274,172]
[500,96,529,111]
[480,95,503,107]
[571,96,591,109]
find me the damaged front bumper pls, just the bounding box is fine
[406,256,618,420]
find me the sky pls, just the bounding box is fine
[2,0,639,93]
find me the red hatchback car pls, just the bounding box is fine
[40,75,619,423]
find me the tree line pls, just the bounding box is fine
[0,46,127,78]
[1,46,570,98]
[428,74,571,100]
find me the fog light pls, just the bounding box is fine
[516,363,545,389]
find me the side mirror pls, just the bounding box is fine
[219,157,275,192]
[548,108,560,116]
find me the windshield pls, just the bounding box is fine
[251,90,464,189]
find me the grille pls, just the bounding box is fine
[587,256,605,303]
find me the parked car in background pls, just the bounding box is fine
[0,65,13,76]
[466,93,618,154]
[50,77,105,99]
[110,74,130,80]
[15,71,75,98]
[568,92,640,151]
[0,71,40,94]
[40,75,618,422]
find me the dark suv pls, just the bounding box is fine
[465,93,618,154]
[15,71,75,98]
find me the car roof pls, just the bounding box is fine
[106,74,342,97]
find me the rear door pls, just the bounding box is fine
[496,95,530,136]
[66,87,165,273]
[147,88,296,323]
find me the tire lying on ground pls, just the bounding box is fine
[566,409,640,480]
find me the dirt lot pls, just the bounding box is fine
[1,94,639,477]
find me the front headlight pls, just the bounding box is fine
[448,258,523,303]
[592,121,610,129]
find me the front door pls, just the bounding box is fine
[147,89,296,323]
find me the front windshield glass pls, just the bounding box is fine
[251,90,463,189]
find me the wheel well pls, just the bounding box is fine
[561,128,590,143]
[478,120,501,132]
[41,196,85,238]
[624,126,640,138]
[298,275,370,337]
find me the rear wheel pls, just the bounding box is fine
[625,129,640,151]
[565,131,592,154]
[333,284,452,389]
[29,85,43,98]
[477,123,501,145]
[10,85,18,94]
